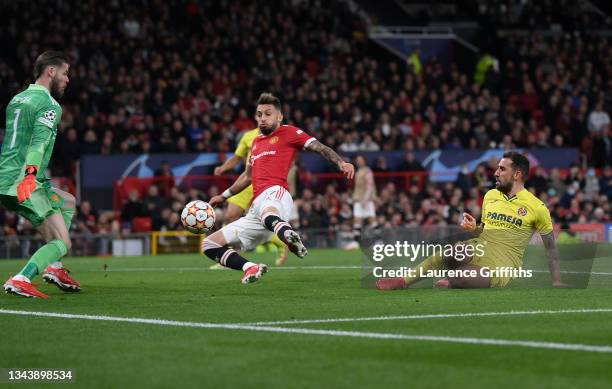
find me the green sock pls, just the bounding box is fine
[18,240,68,280]
[51,207,74,268]
[62,207,75,231]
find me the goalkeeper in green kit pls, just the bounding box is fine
[1,51,81,298]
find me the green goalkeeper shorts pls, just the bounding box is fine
[0,184,63,228]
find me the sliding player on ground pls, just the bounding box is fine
[377,152,567,289]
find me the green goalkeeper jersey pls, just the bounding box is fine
[0,84,62,195]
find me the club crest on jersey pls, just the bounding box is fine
[269,136,279,144]
[517,207,527,217]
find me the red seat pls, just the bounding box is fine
[132,217,152,232]
[121,178,144,199]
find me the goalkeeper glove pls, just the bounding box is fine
[17,165,38,203]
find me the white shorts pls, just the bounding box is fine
[353,201,375,219]
[222,185,293,251]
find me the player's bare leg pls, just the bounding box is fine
[275,245,289,266]
[202,229,268,284]
[39,188,80,291]
[210,202,245,270]
[224,202,245,225]
[261,206,307,258]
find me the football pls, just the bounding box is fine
[180,200,216,234]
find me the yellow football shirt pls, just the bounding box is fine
[227,128,259,210]
[234,128,260,159]
[476,188,553,268]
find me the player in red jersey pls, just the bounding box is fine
[204,93,354,284]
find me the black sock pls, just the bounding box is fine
[263,214,294,245]
[203,245,248,271]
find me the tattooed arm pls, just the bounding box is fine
[305,140,355,180]
[541,232,568,287]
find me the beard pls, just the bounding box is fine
[495,179,513,194]
[50,77,65,98]
[259,123,278,136]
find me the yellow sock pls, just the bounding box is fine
[404,254,445,286]
[269,234,286,250]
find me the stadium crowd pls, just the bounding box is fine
[0,0,610,241]
[1,1,611,172]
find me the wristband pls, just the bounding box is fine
[222,189,233,199]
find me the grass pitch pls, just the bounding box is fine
[1,248,612,388]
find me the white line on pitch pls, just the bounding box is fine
[243,308,612,326]
[1,309,611,354]
[84,265,361,272]
[76,267,612,276]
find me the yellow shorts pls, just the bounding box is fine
[470,256,513,288]
[227,185,254,211]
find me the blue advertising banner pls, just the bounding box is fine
[80,148,579,209]
[81,148,579,188]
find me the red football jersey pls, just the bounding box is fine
[249,125,316,199]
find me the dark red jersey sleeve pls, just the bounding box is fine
[286,125,316,149]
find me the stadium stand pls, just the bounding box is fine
[0,0,610,240]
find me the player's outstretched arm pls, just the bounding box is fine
[541,232,568,287]
[460,212,483,236]
[214,155,244,176]
[305,140,354,180]
[209,162,252,207]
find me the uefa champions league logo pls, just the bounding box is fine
[43,110,56,122]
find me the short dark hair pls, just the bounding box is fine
[502,151,530,180]
[33,51,70,79]
[256,92,281,111]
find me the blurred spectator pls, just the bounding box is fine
[401,152,425,172]
[526,167,548,195]
[154,160,175,195]
[143,185,169,215]
[373,156,389,173]
[57,128,80,176]
[121,190,145,226]
[75,200,99,233]
[97,212,120,234]
[588,102,610,134]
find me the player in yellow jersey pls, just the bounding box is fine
[211,128,288,268]
[377,151,567,289]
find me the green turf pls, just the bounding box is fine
[1,249,612,388]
